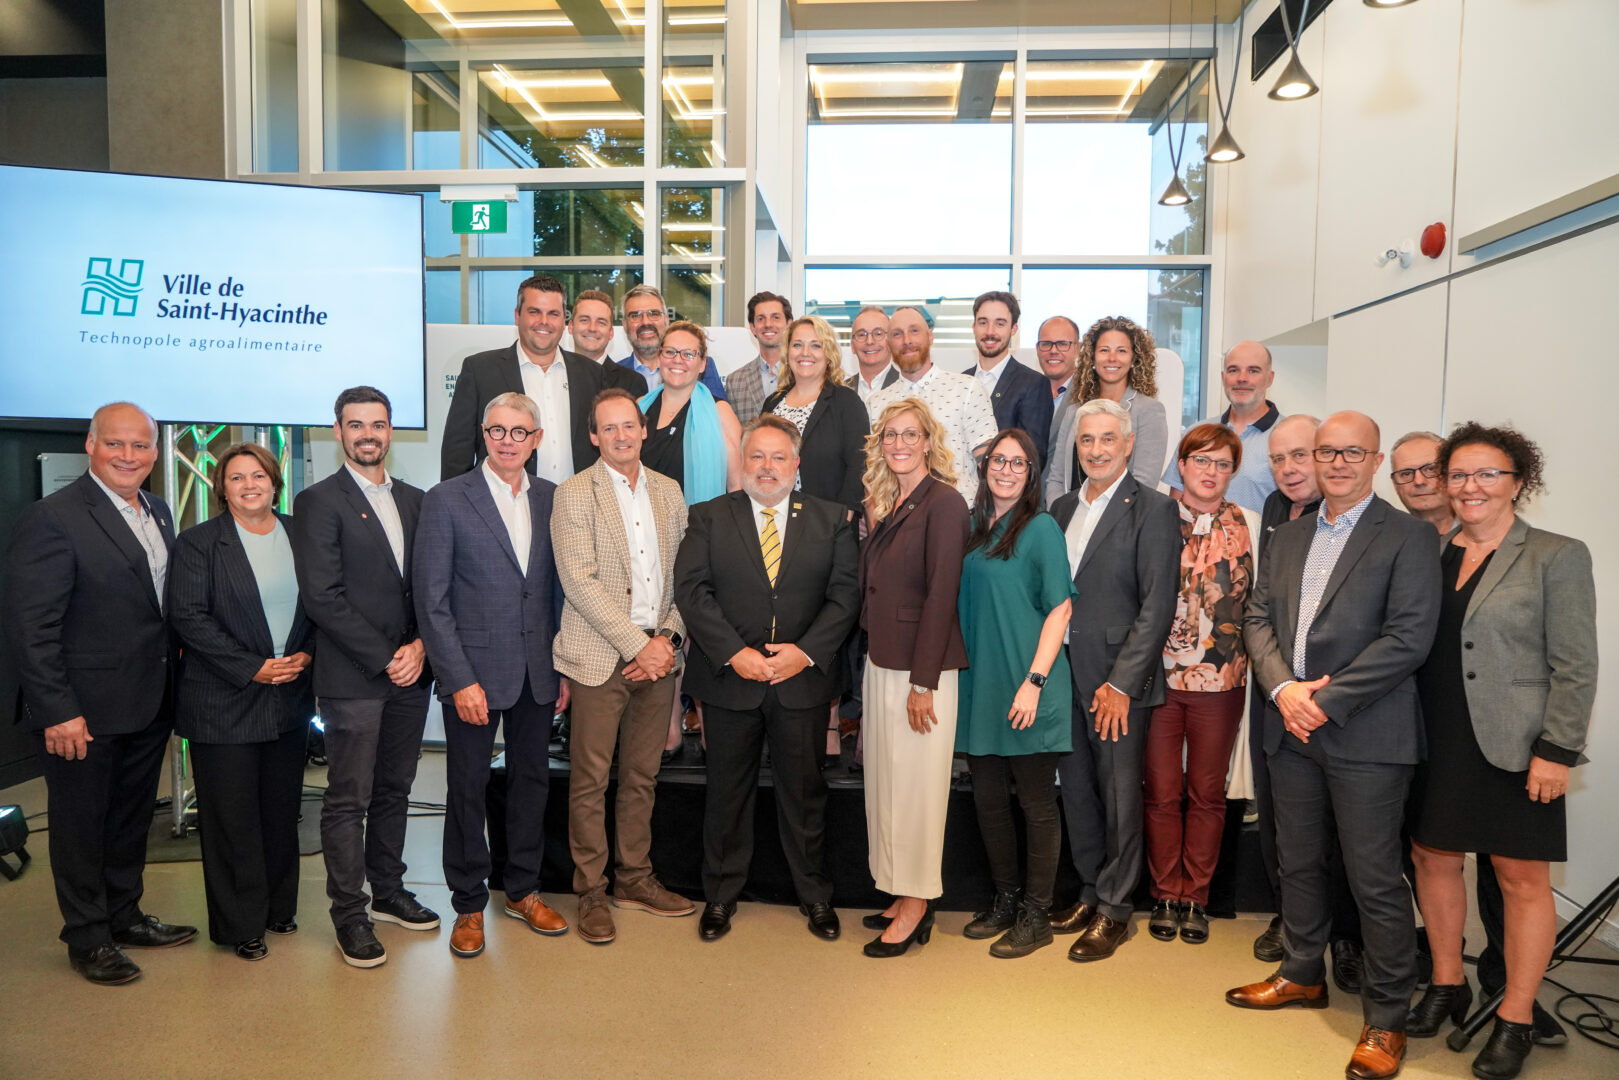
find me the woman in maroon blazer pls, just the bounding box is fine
[857,398,970,957]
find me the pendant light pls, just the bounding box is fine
[1267,0,1319,101]
[1158,0,1195,206]
[1364,0,1419,7]
[1206,2,1246,162]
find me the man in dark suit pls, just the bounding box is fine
[441,274,605,483]
[293,386,439,968]
[846,305,900,403]
[4,401,197,984]
[1227,411,1441,1080]
[962,291,1052,468]
[674,416,860,942]
[1048,398,1180,962]
[569,288,648,397]
[415,391,569,960]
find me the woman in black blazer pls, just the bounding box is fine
[760,314,870,519]
[168,443,314,961]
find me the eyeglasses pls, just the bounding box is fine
[1035,339,1077,351]
[1268,449,1312,467]
[1185,453,1234,474]
[881,429,923,446]
[660,347,701,363]
[1390,462,1440,486]
[1312,446,1371,463]
[852,328,887,342]
[1446,468,1518,488]
[483,424,535,443]
[624,309,666,323]
[988,454,1030,474]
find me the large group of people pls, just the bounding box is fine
[3,275,1597,1080]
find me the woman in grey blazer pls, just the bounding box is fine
[1043,315,1169,504]
[1405,423,1596,1078]
[168,443,313,961]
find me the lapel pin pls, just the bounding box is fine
[361,512,369,519]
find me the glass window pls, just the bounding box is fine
[476,190,645,258]
[426,268,461,323]
[661,186,728,324]
[1022,58,1208,256]
[321,0,463,170]
[477,62,647,169]
[806,61,1012,256]
[662,2,728,167]
[804,267,1012,353]
[423,191,459,258]
[1020,267,1205,429]
[250,0,298,172]
[474,268,644,326]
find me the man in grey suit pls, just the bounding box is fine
[1048,398,1180,961]
[724,291,792,423]
[415,391,569,960]
[1227,410,1441,1080]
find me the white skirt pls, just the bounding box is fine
[863,661,959,899]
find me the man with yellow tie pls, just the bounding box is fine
[673,415,861,943]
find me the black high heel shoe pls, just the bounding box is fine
[1406,978,1473,1037]
[861,912,895,931]
[863,902,934,958]
[1472,1016,1534,1080]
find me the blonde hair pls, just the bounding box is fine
[778,315,847,391]
[862,398,957,522]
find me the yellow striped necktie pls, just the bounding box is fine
[760,507,781,586]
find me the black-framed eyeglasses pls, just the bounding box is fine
[987,454,1030,474]
[1185,453,1234,474]
[483,424,535,443]
[660,347,701,362]
[1268,449,1312,467]
[1390,462,1440,485]
[1446,468,1518,488]
[881,429,923,446]
[1313,446,1371,463]
[1035,339,1077,351]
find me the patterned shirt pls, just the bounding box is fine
[1291,491,1374,680]
[1163,498,1254,692]
[867,364,998,504]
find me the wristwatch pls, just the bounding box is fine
[910,683,931,695]
[1025,671,1047,688]
[656,628,684,650]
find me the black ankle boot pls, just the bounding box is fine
[1406,978,1473,1037]
[1471,1016,1534,1080]
[989,900,1054,959]
[963,887,1022,940]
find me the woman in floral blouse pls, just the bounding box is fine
[1142,423,1256,946]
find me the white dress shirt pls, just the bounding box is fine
[481,460,532,572]
[867,365,999,504]
[1063,468,1128,575]
[748,493,792,548]
[89,470,169,609]
[518,344,575,484]
[853,363,897,403]
[973,353,1011,398]
[608,463,662,629]
[345,462,406,574]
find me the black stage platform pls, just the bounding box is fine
[489,740,1277,917]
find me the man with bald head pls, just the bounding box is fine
[1036,316,1082,472]
[5,402,198,984]
[1167,340,1280,512]
[1228,411,1441,1080]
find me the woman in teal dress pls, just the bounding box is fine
[956,428,1077,958]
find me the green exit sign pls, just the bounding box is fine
[451,200,508,233]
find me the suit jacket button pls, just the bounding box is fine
[1463,641,1473,649]
[1465,671,1476,680]
[626,588,632,595]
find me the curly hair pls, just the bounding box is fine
[863,398,957,522]
[777,315,847,392]
[1071,315,1159,404]
[1437,421,1545,504]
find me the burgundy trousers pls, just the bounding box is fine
[1143,686,1245,905]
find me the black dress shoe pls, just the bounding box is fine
[1048,900,1095,936]
[112,914,198,949]
[1147,899,1180,941]
[1406,979,1472,1038]
[68,943,141,985]
[1067,912,1128,962]
[1253,914,1284,963]
[801,902,841,941]
[1472,1016,1534,1080]
[266,918,298,936]
[1332,938,1364,995]
[235,938,269,961]
[370,891,440,931]
[1179,902,1209,944]
[861,911,895,931]
[698,901,735,941]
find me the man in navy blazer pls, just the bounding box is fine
[962,291,1053,468]
[1228,411,1441,1080]
[4,402,197,984]
[416,391,570,959]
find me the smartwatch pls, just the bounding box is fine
[656,628,684,650]
[1025,671,1047,688]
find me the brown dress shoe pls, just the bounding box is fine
[577,889,616,945]
[1225,973,1330,1010]
[449,913,484,958]
[504,893,569,936]
[1066,912,1128,962]
[1048,901,1094,935]
[612,875,695,917]
[1346,1025,1406,1080]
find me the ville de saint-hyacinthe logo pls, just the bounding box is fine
[81,257,145,316]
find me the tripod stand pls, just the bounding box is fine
[1448,870,1619,1051]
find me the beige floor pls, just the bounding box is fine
[2,750,1615,1080]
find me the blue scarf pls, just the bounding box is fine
[639,382,726,503]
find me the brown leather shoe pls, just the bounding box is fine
[449,913,484,958]
[612,875,695,917]
[1048,900,1095,935]
[504,893,569,936]
[1066,912,1128,962]
[1225,972,1330,1010]
[577,889,616,945]
[1346,1025,1406,1079]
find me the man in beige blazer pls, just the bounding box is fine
[552,388,695,944]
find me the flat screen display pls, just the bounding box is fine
[0,165,426,428]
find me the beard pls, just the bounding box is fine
[892,341,931,374]
[976,335,1011,362]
